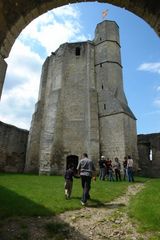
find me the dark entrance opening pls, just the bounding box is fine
[66,155,79,174]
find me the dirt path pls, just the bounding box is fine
[0,182,153,240]
[59,182,147,240]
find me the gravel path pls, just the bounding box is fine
[58,182,148,240]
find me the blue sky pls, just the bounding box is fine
[0,2,160,134]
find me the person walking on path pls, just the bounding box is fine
[77,153,96,205]
[127,155,134,182]
[64,165,74,199]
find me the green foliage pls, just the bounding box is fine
[128,179,160,232]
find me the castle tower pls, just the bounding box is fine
[25,41,100,174]
[94,21,138,164]
[25,20,138,175]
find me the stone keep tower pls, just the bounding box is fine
[25,20,138,175]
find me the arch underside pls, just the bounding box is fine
[0,0,160,59]
[0,0,159,98]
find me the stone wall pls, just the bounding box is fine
[138,133,160,177]
[0,55,7,98]
[0,117,160,178]
[0,121,28,173]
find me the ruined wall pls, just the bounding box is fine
[25,57,50,173]
[0,121,28,173]
[138,133,160,177]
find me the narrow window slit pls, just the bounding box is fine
[75,47,81,56]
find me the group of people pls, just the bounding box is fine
[64,153,134,206]
[99,155,134,182]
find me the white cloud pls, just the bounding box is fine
[153,98,160,108]
[157,86,160,91]
[20,5,86,55]
[0,40,43,129]
[138,62,160,74]
[0,4,86,130]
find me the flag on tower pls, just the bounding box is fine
[102,9,108,19]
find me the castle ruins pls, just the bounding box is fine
[24,20,138,175]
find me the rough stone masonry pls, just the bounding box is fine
[25,20,138,175]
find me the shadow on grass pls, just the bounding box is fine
[0,186,92,239]
[86,198,125,209]
[0,186,54,219]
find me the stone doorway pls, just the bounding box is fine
[66,155,79,174]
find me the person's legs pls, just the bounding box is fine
[81,176,91,204]
[128,168,131,182]
[84,176,91,202]
[68,181,73,198]
[109,170,111,181]
[102,168,106,180]
[81,175,86,203]
[118,170,121,181]
[99,168,102,180]
[131,168,134,182]
[64,180,70,199]
[115,170,118,181]
[123,168,126,180]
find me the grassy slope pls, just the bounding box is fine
[128,178,160,232]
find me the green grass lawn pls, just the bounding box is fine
[1,173,160,235]
[128,178,160,233]
[0,173,130,219]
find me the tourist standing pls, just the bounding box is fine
[105,158,111,180]
[98,156,106,180]
[77,153,96,205]
[108,160,114,181]
[114,157,121,181]
[123,156,128,180]
[127,155,134,182]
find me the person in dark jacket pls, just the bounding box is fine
[64,165,74,199]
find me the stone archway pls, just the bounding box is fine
[0,0,160,97]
